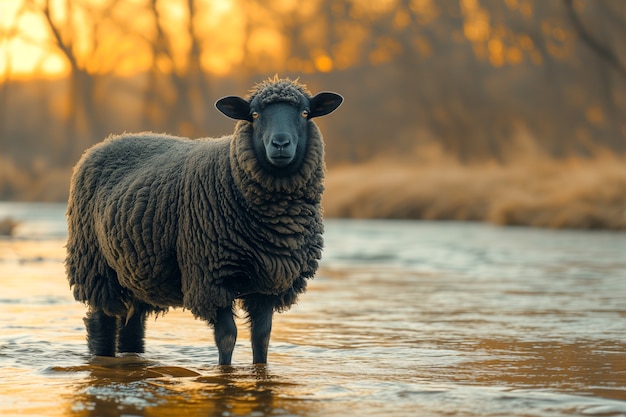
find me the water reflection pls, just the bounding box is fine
[432,339,626,400]
[59,358,312,417]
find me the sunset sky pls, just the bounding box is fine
[1,0,66,78]
[1,0,381,81]
[0,0,273,79]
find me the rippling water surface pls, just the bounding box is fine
[1,202,625,416]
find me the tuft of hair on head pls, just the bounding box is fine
[247,76,312,109]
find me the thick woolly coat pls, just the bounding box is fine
[65,115,325,323]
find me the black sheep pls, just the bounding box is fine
[65,77,342,364]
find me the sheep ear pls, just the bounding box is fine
[216,96,252,121]
[308,92,343,119]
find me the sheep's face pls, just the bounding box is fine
[251,102,308,169]
[216,90,343,173]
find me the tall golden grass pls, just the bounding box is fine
[0,157,71,202]
[323,151,626,230]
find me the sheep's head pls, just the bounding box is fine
[216,78,342,173]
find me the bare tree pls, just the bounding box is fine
[563,0,626,79]
[24,0,144,162]
[0,2,29,148]
[142,0,211,137]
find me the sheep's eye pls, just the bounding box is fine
[301,110,309,118]
[251,111,259,120]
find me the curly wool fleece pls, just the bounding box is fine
[66,78,325,324]
[247,77,313,108]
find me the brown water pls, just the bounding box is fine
[1,203,626,417]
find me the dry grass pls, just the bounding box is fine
[323,155,626,230]
[0,157,71,202]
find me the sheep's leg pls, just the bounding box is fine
[84,309,117,357]
[247,297,274,364]
[117,308,147,354]
[214,307,237,365]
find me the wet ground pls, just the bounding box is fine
[1,203,625,416]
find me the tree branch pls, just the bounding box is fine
[40,0,78,70]
[563,0,626,79]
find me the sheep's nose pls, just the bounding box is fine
[271,134,291,150]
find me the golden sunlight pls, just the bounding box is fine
[0,1,69,79]
[0,0,244,80]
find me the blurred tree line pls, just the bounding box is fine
[0,0,624,201]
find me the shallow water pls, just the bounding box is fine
[1,202,626,416]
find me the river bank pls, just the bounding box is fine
[2,154,625,230]
[323,155,626,230]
